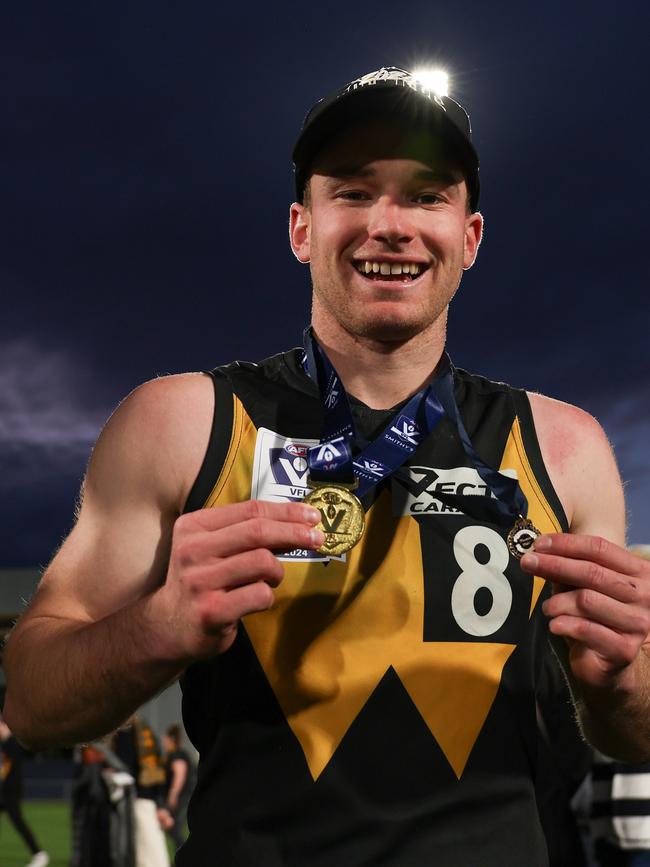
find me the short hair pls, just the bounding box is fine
[165,723,182,746]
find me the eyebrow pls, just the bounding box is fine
[323,166,461,187]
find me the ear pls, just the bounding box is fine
[463,211,484,270]
[289,203,311,263]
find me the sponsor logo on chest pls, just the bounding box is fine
[252,428,316,501]
[392,465,518,516]
[251,427,343,562]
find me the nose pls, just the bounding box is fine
[366,196,415,246]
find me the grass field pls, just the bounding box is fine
[0,800,70,866]
[0,799,179,865]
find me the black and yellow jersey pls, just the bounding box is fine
[178,347,567,867]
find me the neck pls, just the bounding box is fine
[310,314,448,409]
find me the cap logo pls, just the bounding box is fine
[345,67,446,110]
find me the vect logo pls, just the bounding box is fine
[393,466,518,516]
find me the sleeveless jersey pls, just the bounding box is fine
[178,348,568,867]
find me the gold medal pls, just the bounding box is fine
[507,516,540,560]
[304,482,365,556]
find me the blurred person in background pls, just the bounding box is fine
[0,717,49,867]
[112,716,171,867]
[70,740,136,867]
[162,724,195,851]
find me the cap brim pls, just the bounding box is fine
[293,83,480,210]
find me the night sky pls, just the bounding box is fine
[2,2,649,567]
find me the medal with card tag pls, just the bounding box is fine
[301,328,543,561]
[301,330,452,556]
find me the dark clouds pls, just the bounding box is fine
[0,341,107,564]
[2,1,649,564]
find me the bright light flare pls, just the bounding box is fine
[412,68,449,97]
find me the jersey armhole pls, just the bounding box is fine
[511,388,570,533]
[182,371,234,514]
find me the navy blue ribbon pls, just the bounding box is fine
[430,370,528,523]
[302,327,529,522]
[303,329,451,497]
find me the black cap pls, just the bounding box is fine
[293,66,480,212]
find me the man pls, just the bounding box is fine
[161,723,195,851]
[0,718,49,867]
[4,67,650,866]
[111,716,171,867]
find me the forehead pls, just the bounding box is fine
[310,118,463,177]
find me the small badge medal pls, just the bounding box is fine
[304,481,365,556]
[507,516,540,560]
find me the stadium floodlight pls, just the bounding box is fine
[412,68,449,98]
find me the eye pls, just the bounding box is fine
[414,192,444,205]
[336,189,370,201]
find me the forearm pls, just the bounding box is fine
[557,639,650,761]
[168,782,183,804]
[168,765,187,803]
[3,592,187,751]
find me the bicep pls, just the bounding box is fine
[171,759,188,784]
[24,373,214,625]
[568,426,626,545]
[33,489,174,625]
[529,391,626,545]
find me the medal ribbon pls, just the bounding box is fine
[303,327,529,522]
[303,328,449,497]
[429,371,528,523]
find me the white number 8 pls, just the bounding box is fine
[451,526,512,636]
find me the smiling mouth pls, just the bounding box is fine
[353,260,426,281]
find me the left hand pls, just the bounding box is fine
[520,534,650,691]
[157,807,174,830]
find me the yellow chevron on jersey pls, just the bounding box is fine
[499,414,563,617]
[200,394,563,782]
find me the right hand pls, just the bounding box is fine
[149,500,324,662]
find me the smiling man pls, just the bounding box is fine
[5,67,650,867]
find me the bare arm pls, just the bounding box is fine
[3,373,323,751]
[522,393,650,760]
[167,758,188,810]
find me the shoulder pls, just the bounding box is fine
[107,372,214,436]
[526,392,625,540]
[526,391,611,469]
[89,372,215,512]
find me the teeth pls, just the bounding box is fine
[355,260,423,277]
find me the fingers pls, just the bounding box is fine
[161,501,324,660]
[542,586,650,636]
[519,533,650,685]
[521,547,642,604]
[198,579,276,627]
[179,515,324,563]
[547,614,639,675]
[522,534,647,579]
[174,501,324,561]
[181,500,322,534]
[190,548,285,592]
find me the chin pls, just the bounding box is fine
[353,316,425,344]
